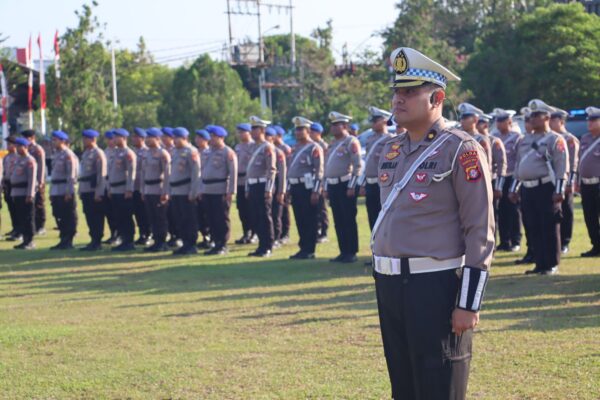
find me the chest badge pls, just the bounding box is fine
[380,172,390,183]
[385,151,400,160]
[409,192,428,202]
[415,172,427,183]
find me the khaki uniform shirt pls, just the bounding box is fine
[10,154,37,198]
[324,135,362,187]
[141,147,171,196]
[561,131,579,185]
[578,133,600,179]
[198,145,237,195]
[288,141,324,192]
[514,131,569,182]
[2,152,17,188]
[169,145,200,196]
[489,135,507,180]
[246,141,277,193]
[28,142,46,186]
[79,146,107,197]
[274,147,287,195]
[133,144,149,192]
[362,132,393,182]
[50,148,78,196]
[494,131,522,175]
[235,141,254,187]
[108,147,136,195]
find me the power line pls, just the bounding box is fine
[150,40,224,53]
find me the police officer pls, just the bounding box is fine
[349,123,360,137]
[324,111,362,263]
[458,103,493,165]
[108,128,137,251]
[373,47,494,399]
[141,128,171,252]
[79,129,107,251]
[11,137,37,249]
[358,106,393,231]
[132,127,151,246]
[21,130,46,235]
[492,108,523,252]
[102,130,120,245]
[49,130,78,250]
[510,99,569,275]
[288,117,324,259]
[194,129,213,249]
[273,125,292,244]
[550,108,580,254]
[246,116,277,257]
[199,125,237,255]
[234,123,256,244]
[577,106,600,257]
[310,122,329,243]
[161,126,180,248]
[169,127,201,255]
[2,136,19,239]
[265,126,287,248]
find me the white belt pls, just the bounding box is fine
[374,255,464,275]
[581,177,600,185]
[522,175,552,188]
[366,177,379,184]
[326,174,351,185]
[288,177,306,185]
[248,177,267,185]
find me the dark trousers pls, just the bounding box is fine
[236,185,253,237]
[104,191,118,238]
[50,195,77,243]
[365,182,381,231]
[581,183,600,249]
[317,194,329,237]
[521,183,561,270]
[145,195,168,245]
[272,180,284,241]
[81,192,105,244]
[204,194,231,248]
[248,183,274,251]
[375,267,471,400]
[281,194,291,238]
[560,192,574,247]
[196,197,210,239]
[520,194,535,257]
[13,196,34,244]
[3,183,17,233]
[328,182,358,256]
[498,176,522,247]
[111,193,135,244]
[34,188,46,231]
[167,201,178,240]
[171,195,198,248]
[133,191,150,238]
[290,184,318,254]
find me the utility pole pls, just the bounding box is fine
[111,47,118,109]
[289,0,295,72]
[226,0,233,60]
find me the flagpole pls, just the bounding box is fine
[111,47,118,109]
[53,30,62,129]
[27,35,33,129]
[0,64,8,150]
[37,33,47,137]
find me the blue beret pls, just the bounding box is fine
[236,123,251,132]
[113,128,130,137]
[161,127,174,137]
[146,127,163,137]
[82,129,99,138]
[15,137,30,146]
[273,125,285,136]
[52,130,69,141]
[207,125,228,138]
[173,127,189,138]
[104,130,115,139]
[195,129,210,140]
[350,123,359,131]
[133,127,147,138]
[310,122,323,133]
[265,127,277,137]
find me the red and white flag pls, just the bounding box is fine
[53,30,61,107]
[27,35,33,128]
[0,64,8,148]
[37,33,46,135]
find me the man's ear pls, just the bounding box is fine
[429,90,445,106]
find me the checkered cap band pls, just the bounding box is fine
[397,68,448,86]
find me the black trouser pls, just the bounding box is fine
[81,192,105,244]
[50,195,77,243]
[560,192,574,247]
[581,182,600,249]
[204,194,231,249]
[13,196,34,243]
[317,193,329,237]
[491,178,499,241]
[34,188,46,231]
[272,179,284,241]
[145,194,168,245]
[290,183,318,254]
[328,182,358,256]
[521,182,561,270]
[3,183,17,233]
[520,192,534,257]
[111,193,135,244]
[375,267,471,400]
[196,197,210,239]
[498,176,522,247]
[104,190,118,238]
[167,200,178,240]
[236,185,253,237]
[248,182,274,251]
[365,182,381,231]
[133,191,150,239]
[281,194,291,238]
[171,195,198,248]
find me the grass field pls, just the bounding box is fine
[0,196,598,399]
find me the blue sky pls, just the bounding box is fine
[1,0,399,65]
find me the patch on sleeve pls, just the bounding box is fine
[494,140,502,150]
[265,146,273,156]
[350,140,359,154]
[312,146,320,158]
[459,150,482,182]
[228,151,235,161]
[127,153,134,162]
[277,152,284,162]
[192,152,199,162]
[556,138,566,153]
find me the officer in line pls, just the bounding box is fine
[349,123,360,137]
[78,129,107,251]
[161,126,180,248]
[510,99,569,275]
[492,108,523,252]
[198,125,237,255]
[458,103,493,166]
[373,47,494,399]
[323,111,362,263]
[310,122,329,243]
[288,117,324,259]
[20,130,46,236]
[11,137,37,250]
[141,127,171,252]
[265,126,287,248]
[108,128,137,251]
[194,129,213,249]
[132,128,151,246]
[234,123,256,245]
[576,106,600,257]
[48,130,79,250]
[102,130,120,245]
[273,125,292,244]
[246,116,277,257]
[550,108,580,254]
[169,127,201,255]
[2,136,19,240]
[477,113,506,199]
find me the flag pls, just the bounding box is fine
[37,33,46,135]
[27,35,33,128]
[0,64,8,148]
[53,30,61,107]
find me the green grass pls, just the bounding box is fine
[0,196,598,399]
